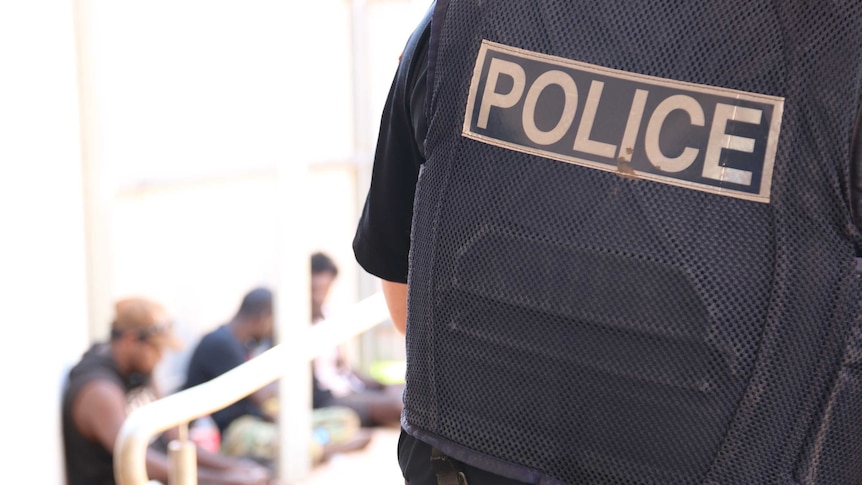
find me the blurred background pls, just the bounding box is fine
[0,0,429,482]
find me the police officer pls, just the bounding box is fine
[354,1,862,484]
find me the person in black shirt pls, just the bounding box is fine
[183,288,277,436]
[182,287,372,467]
[62,297,271,485]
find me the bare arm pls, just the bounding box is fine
[251,381,278,405]
[72,381,174,481]
[72,380,129,453]
[381,280,408,335]
[196,460,270,485]
[248,381,279,421]
[144,448,171,482]
[74,380,269,484]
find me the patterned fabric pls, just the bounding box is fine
[220,406,362,465]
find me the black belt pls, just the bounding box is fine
[404,447,469,485]
[430,447,468,485]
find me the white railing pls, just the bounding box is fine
[114,291,391,485]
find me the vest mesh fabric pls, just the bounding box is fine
[405,1,862,484]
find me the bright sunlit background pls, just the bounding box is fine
[83,0,428,395]
[0,0,429,482]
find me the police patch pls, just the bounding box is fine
[463,41,784,203]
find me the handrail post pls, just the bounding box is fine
[115,292,391,485]
[277,342,313,483]
[168,423,196,485]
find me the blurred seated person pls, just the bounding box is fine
[182,287,371,467]
[310,252,404,427]
[62,297,272,485]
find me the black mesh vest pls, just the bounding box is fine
[404,1,862,484]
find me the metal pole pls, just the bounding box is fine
[168,424,197,485]
[74,0,115,342]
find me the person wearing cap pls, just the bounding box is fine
[62,297,273,485]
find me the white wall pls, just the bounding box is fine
[80,0,431,393]
[72,0,363,394]
[0,1,90,482]
[0,0,429,480]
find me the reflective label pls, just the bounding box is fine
[463,41,784,203]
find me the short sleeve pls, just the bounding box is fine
[352,6,432,284]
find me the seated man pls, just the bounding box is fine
[182,287,371,467]
[62,297,272,485]
[310,252,404,428]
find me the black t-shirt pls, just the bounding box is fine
[352,4,429,285]
[352,4,527,484]
[62,344,155,485]
[183,325,265,432]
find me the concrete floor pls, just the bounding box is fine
[299,427,403,485]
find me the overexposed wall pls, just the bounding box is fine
[0,1,90,483]
[0,0,433,481]
[109,165,362,393]
[80,0,430,393]
[75,0,358,393]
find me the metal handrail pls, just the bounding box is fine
[114,291,391,485]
